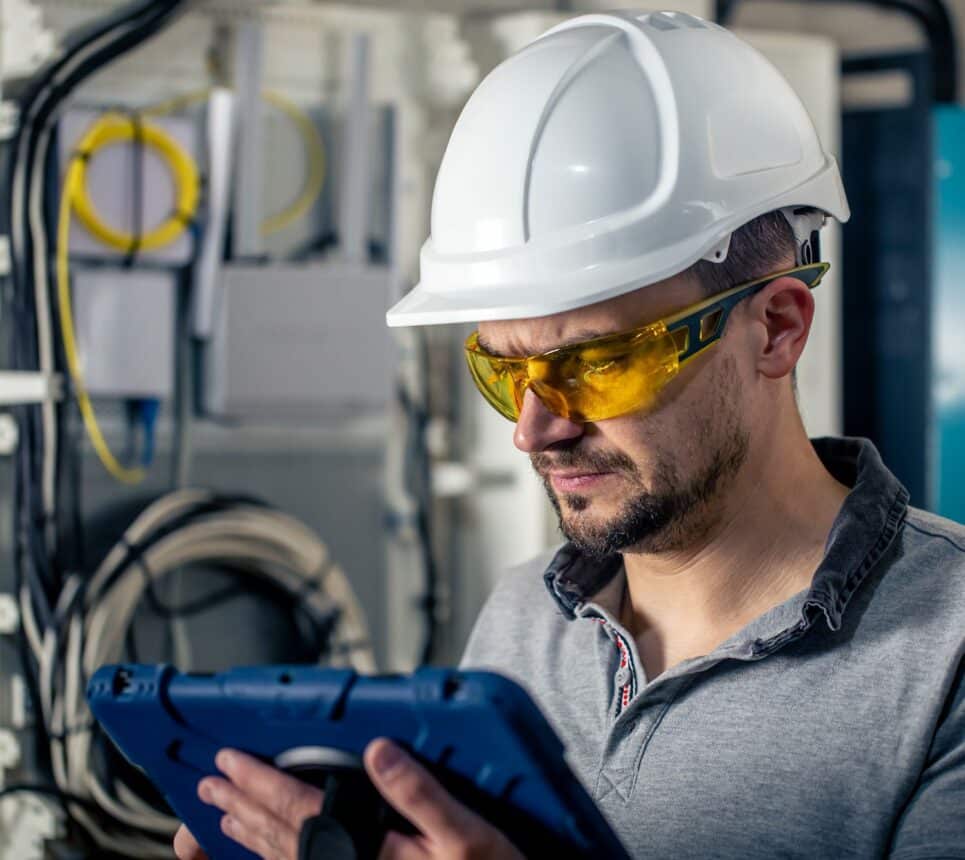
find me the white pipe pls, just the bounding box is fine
[339,33,371,264]
[192,87,235,338]
[231,20,265,259]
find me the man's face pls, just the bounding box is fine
[476,274,753,558]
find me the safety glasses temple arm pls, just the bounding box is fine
[666,262,829,363]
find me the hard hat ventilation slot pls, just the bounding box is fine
[648,12,709,31]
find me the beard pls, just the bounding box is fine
[531,355,750,559]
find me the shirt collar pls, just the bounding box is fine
[543,436,910,630]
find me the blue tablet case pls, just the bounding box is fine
[87,664,630,859]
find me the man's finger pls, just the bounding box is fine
[363,738,477,842]
[197,775,299,860]
[173,824,208,860]
[219,812,293,860]
[377,828,429,860]
[214,748,324,824]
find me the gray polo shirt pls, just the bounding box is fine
[461,437,965,858]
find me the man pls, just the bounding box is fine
[176,10,965,859]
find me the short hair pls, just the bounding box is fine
[685,210,796,296]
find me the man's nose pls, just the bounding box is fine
[513,388,584,453]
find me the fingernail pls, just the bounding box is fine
[373,740,404,774]
[198,781,214,803]
[222,815,236,834]
[216,750,234,772]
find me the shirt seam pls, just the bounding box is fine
[887,852,965,860]
[904,520,965,555]
[626,676,694,800]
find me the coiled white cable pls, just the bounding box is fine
[22,489,374,856]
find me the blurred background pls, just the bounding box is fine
[0,0,961,855]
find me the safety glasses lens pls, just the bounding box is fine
[464,323,679,423]
[563,325,678,421]
[465,348,523,420]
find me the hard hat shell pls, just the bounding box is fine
[386,10,850,328]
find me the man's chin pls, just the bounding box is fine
[558,499,623,534]
[554,491,677,557]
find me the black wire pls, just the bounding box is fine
[37,497,262,719]
[0,3,188,851]
[1,8,353,852]
[132,552,250,619]
[7,0,187,647]
[8,0,184,371]
[32,493,350,850]
[123,109,145,267]
[396,332,439,665]
[7,0,178,332]
[87,495,266,602]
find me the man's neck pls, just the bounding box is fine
[619,423,849,679]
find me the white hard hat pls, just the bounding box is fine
[386,9,850,328]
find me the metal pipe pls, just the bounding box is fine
[339,33,372,263]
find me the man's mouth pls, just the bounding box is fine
[546,471,614,493]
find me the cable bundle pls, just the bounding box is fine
[20,489,374,856]
[2,4,191,847]
[0,4,414,852]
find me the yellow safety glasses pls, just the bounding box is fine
[465,262,829,422]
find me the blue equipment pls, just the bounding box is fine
[87,664,630,859]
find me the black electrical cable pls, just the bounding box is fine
[7,0,178,331]
[7,0,187,627]
[397,331,439,666]
[9,0,184,388]
[38,496,273,707]
[38,493,336,732]
[7,0,187,623]
[15,1,178,191]
[0,3,189,852]
[124,109,145,267]
[0,2,367,850]
[51,494,352,788]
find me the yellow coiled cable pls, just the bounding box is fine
[57,113,201,484]
[258,89,327,236]
[144,87,327,236]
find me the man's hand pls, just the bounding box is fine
[173,748,324,860]
[363,738,524,860]
[173,738,524,860]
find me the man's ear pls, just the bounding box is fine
[750,277,815,380]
